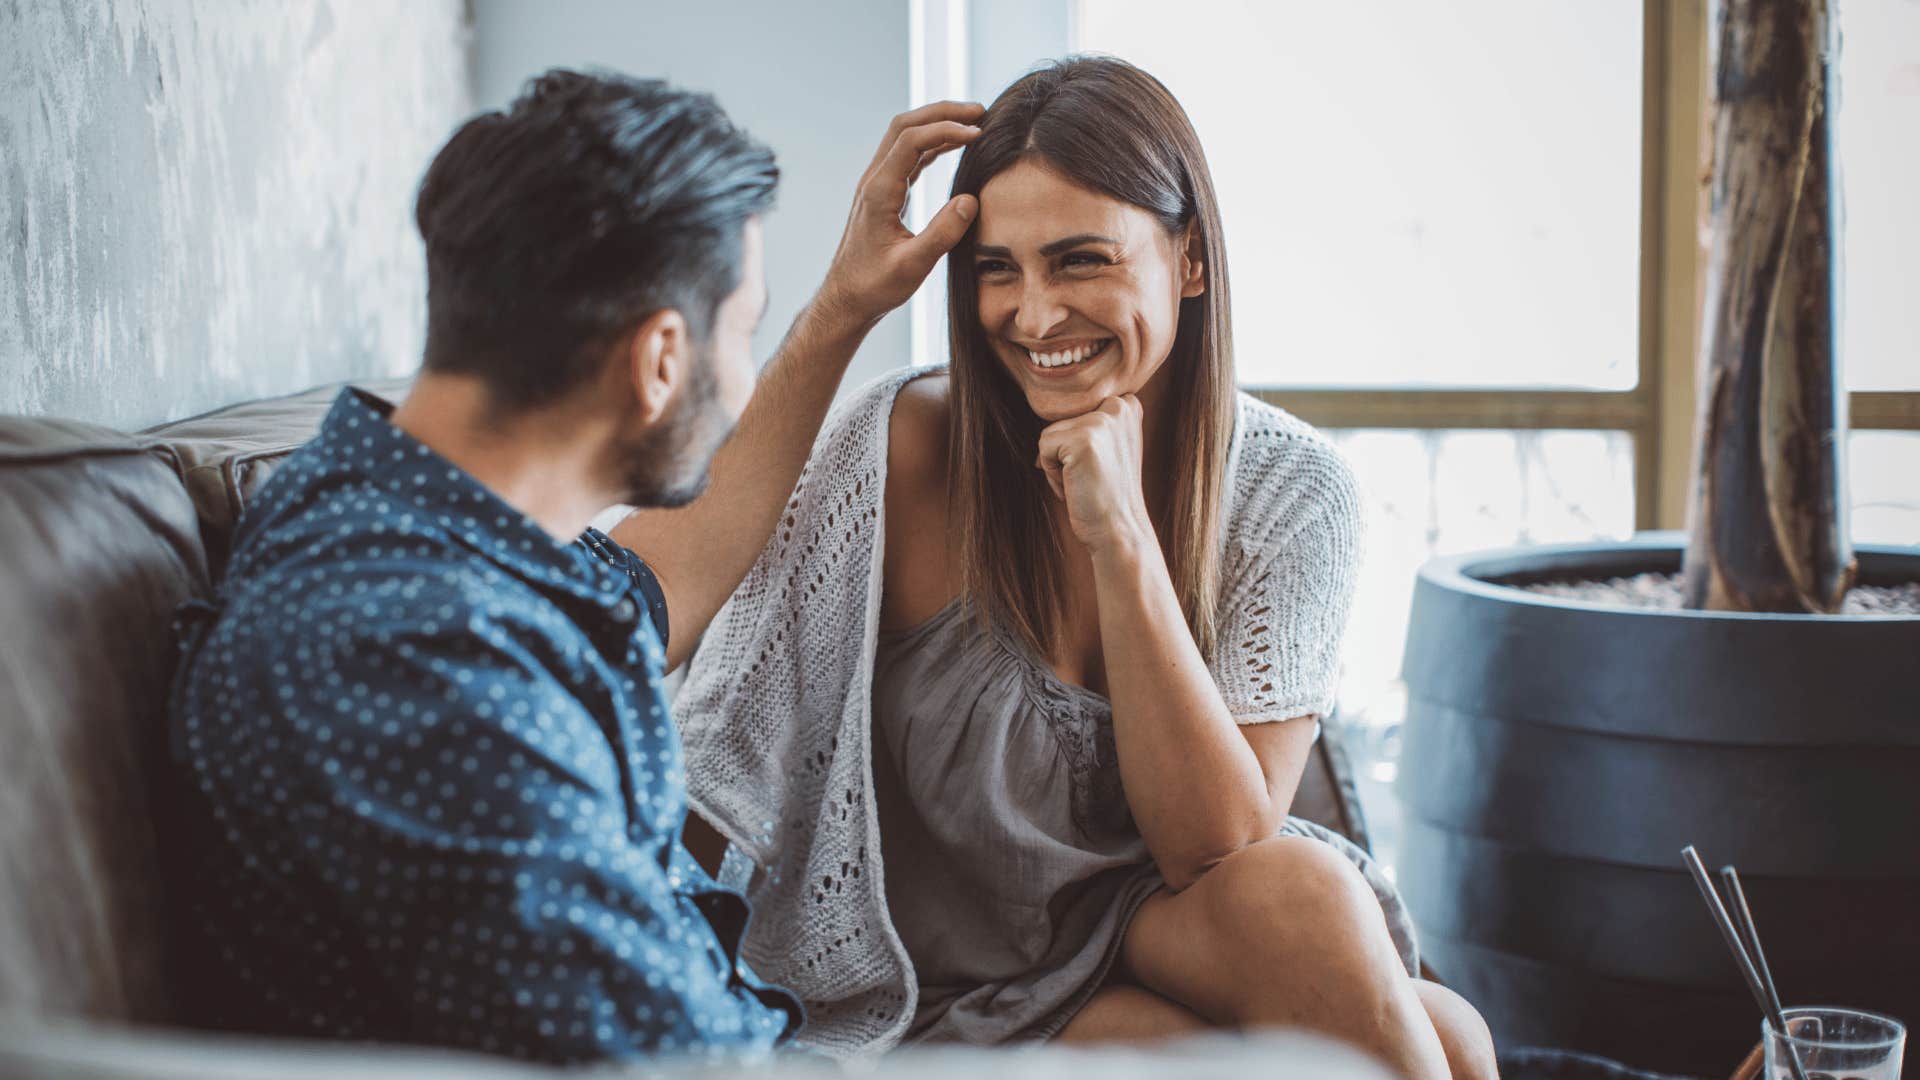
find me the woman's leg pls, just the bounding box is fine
[1414,980,1500,1079]
[1117,835,1460,1079]
[1055,983,1213,1045]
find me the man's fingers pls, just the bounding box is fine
[879,121,983,189]
[905,141,966,190]
[874,121,979,195]
[899,194,978,270]
[866,100,985,173]
[896,99,987,128]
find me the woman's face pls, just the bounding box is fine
[972,158,1204,423]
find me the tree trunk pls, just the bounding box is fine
[1684,0,1855,613]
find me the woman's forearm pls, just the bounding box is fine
[1092,535,1287,891]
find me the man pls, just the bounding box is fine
[167,69,979,1063]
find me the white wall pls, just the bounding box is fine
[469,1,915,394]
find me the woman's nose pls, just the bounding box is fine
[1013,281,1068,342]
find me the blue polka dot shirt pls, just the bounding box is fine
[166,388,802,1064]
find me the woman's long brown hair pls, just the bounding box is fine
[946,55,1237,661]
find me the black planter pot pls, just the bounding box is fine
[1398,533,1920,1076]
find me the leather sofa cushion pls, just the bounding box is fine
[0,418,210,1025]
[142,379,410,576]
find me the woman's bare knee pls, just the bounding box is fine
[1191,838,1406,994]
[1414,980,1499,1080]
[1125,836,1450,1078]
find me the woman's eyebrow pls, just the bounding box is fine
[972,234,1121,260]
[1039,233,1119,257]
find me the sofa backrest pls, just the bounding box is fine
[143,380,412,579]
[0,417,209,1025]
[0,381,408,1026]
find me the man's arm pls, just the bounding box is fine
[614,101,982,673]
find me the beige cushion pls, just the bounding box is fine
[142,379,410,576]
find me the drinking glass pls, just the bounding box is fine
[1764,1007,1905,1080]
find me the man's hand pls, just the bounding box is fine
[1036,395,1156,558]
[815,101,984,330]
[612,102,983,673]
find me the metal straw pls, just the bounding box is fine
[1679,846,1808,1080]
[1720,866,1792,1027]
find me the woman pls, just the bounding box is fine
[671,57,1495,1077]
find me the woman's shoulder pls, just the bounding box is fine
[879,370,955,629]
[1231,391,1341,457]
[799,362,950,527]
[1223,392,1362,552]
[809,365,943,452]
[886,369,950,488]
[793,366,948,493]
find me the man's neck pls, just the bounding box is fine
[390,372,617,543]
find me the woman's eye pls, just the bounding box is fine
[1060,253,1107,269]
[974,260,1012,276]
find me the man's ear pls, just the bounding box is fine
[625,308,691,424]
[1179,219,1206,300]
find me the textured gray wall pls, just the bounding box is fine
[0,0,470,429]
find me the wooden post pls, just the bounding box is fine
[1683,0,1855,613]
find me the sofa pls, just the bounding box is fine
[0,379,1383,1077]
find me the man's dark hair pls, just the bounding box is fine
[414,69,778,408]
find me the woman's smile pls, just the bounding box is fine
[1017,337,1115,376]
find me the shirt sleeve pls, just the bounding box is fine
[1213,440,1365,724]
[194,603,790,1062]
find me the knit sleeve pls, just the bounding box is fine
[1212,426,1365,724]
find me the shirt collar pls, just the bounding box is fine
[313,387,633,615]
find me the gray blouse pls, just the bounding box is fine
[870,596,1419,1046]
[872,596,1163,1043]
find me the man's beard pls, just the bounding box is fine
[616,348,734,509]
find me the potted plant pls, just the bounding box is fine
[1394,0,1920,1072]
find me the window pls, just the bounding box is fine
[1839,0,1920,392]
[1853,431,1920,545]
[1076,1,1644,390]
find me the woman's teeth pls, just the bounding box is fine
[1025,339,1111,369]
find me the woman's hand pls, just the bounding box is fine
[1036,395,1156,557]
[814,101,983,332]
